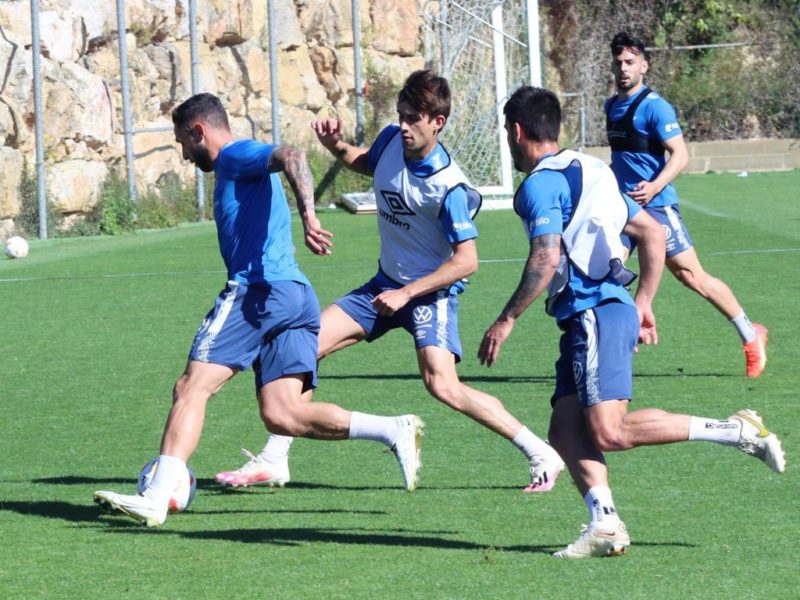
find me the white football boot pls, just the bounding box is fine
[94,488,168,528]
[214,448,291,488]
[391,415,425,492]
[553,522,630,558]
[730,409,786,473]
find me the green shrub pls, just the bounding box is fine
[16,162,60,237]
[99,169,137,235]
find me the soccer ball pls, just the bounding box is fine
[4,236,29,259]
[137,458,197,512]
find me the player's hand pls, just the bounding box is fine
[636,302,658,346]
[303,215,333,255]
[478,318,514,367]
[628,180,659,205]
[311,119,344,151]
[372,288,411,316]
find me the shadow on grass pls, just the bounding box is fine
[28,476,540,494]
[0,499,389,524]
[1,500,699,554]
[33,476,136,485]
[110,525,699,554]
[117,525,560,553]
[0,500,140,527]
[321,371,734,384]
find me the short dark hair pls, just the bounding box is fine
[610,31,649,61]
[397,69,451,119]
[172,93,230,130]
[503,86,561,143]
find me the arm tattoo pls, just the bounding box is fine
[500,233,561,320]
[269,146,316,212]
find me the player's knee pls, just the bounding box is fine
[423,377,463,409]
[590,424,631,452]
[259,404,296,436]
[172,375,209,406]
[673,267,706,293]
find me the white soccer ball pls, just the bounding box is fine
[137,458,197,513]
[4,236,29,259]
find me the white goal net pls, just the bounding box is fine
[423,1,537,197]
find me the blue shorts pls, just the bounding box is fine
[621,205,693,258]
[552,301,638,407]
[189,280,320,392]
[335,273,463,361]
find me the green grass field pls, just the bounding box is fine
[1,171,798,599]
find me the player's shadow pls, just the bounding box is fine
[32,475,136,486]
[0,500,140,527]
[130,526,697,554]
[136,525,560,554]
[322,373,553,384]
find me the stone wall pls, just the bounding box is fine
[0,0,427,235]
[583,138,800,174]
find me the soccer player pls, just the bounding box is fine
[478,86,785,558]
[215,70,564,492]
[606,31,767,377]
[93,93,424,527]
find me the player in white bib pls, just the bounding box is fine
[479,85,784,558]
[215,70,564,492]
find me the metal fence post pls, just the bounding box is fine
[268,0,280,145]
[352,0,364,145]
[439,0,448,77]
[115,0,137,201]
[188,0,205,218]
[29,0,47,238]
[526,0,542,86]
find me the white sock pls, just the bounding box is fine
[688,416,741,445]
[512,426,552,462]
[148,455,186,503]
[731,311,757,343]
[585,486,621,529]
[260,435,294,463]
[348,411,399,447]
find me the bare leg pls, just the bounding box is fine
[667,247,743,319]
[416,345,523,439]
[161,360,237,461]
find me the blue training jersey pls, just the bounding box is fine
[604,87,682,208]
[514,152,641,322]
[213,140,309,286]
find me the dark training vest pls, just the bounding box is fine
[605,86,665,156]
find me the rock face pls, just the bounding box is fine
[0,0,427,230]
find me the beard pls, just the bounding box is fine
[192,147,215,172]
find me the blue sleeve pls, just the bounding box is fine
[218,141,273,180]
[439,186,478,243]
[645,95,682,142]
[367,125,400,172]
[622,192,642,220]
[515,171,567,241]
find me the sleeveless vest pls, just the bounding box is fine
[372,131,482,285]
[521,150,635,315]
[606,87,665,156]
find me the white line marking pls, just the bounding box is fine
[679,199,729,218]
[3,248,798,284]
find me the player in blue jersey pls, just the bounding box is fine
[94,93,425,527]
[479,86,785,558]
[215,70,564,492]
[605,31,767,377]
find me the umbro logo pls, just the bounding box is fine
[381,191,416,216]
[379,190,414,230]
